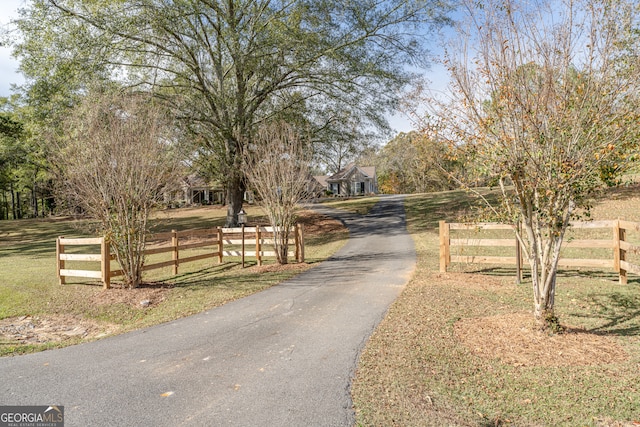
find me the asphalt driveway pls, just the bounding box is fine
[0,195,416,426]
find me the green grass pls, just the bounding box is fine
[0,205,348,356]
[4,189,640,424]
[352,186,640,426]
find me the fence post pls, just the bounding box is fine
[515,221,523,284]
[256,227,262,266]
[217,227,223,263]
[613,220,621,272]
[241,225,246,268]
[172,230,179,275]
[101,237,111,289]
[439,221,450,273]
[616,220,628,285]
[57,236,66,285]
[620,226,627,285]
[294,225,299,262]
[296,223,305,263]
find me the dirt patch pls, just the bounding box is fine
[0,315,118,344]
[0,283,173,345]
[455,311,629,367]
[439,271,631,368]
[89,282,173,308]
[1,283,172,345]
[430,271,513,292]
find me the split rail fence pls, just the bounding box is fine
[439,220,640,284]
[57,225,304,289]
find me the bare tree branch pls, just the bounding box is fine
[52,90,182,288]
[243,122,312,264]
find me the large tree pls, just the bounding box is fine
[14,0,451,225]
[427,0,640,327]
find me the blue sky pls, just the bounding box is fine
[0,0,442,133]
[0,0,26,96]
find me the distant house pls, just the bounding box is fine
[316,164,378,196]
[165,174,225,206]
[304,173,327,199]
[313,174,329,197]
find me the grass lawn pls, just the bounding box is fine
[0,204,348,355]
[352,184,640,426]
[3,188,640,425]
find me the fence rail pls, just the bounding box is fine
[57,224,305,289]
[439,219,640,284]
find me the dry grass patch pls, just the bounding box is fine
[353,190,640,427]
[354,268,640,426]
[440,273,630,368]
[590,183,640,221]
[454,312,629,368]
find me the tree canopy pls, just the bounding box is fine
[14,0,452,225]
[0,97,52,220]
[373,131,460,194]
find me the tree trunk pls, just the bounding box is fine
[533,281,554,322]
[32,185,38,218]
[225,179,245,227]
[1,191,6,220]
[274,225,290,265]
[16,191,22,219]
[10,183,16,220]
[523,219,564,330]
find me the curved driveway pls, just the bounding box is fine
[0,195,415,426]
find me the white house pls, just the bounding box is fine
[316,163,378,196]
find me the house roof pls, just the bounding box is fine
[181,174,224,190]
[182,174,208,187]
[313,175,329,188]
[327,163,375,182]
[360,166,376,178]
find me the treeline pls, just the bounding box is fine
[367,126,638,195]
[363,131,471,194]
[0,104,53,220]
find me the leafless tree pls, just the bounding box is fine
[426,0,640,328]
[53,90,182,288]
[243,122,312,264]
